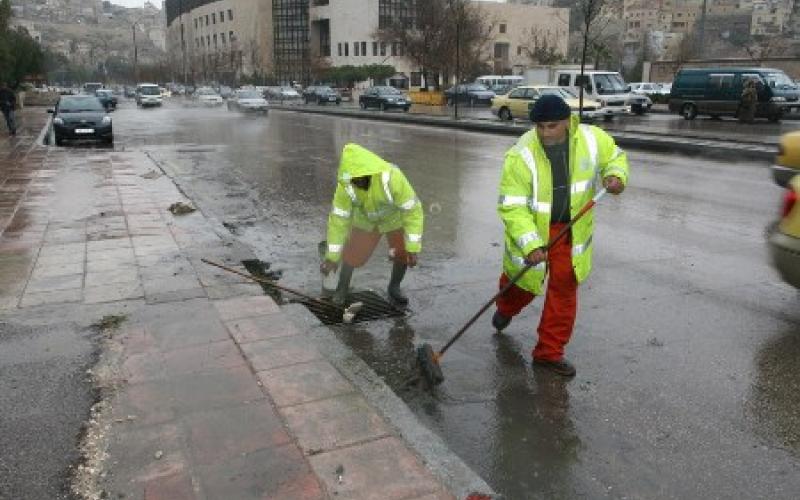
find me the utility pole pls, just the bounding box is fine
[178,0,187,84]
[133,24,138,82]
[450,0,460,120]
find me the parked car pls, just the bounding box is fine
[218,85,234,99]
[265,86,301,102]
[83,82,103,94]
[359,86,411,111]
[444,83,495,106]
[303,86,341,105]
[669,67,800,122]
[629,82,661,97]
[553,70,651,119]
[227,89,269,113]
[123,86,136,98]
[194,87,224,106]
[136,83,163,107]
[95,89,117,110]
[767,131,800,289]
[48,95,113,146]
[491,85,603,121]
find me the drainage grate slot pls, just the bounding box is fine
[241,260,405,325]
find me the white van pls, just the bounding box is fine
[554,70,651,119]
[476,75,524,94]
[135,83,163,107]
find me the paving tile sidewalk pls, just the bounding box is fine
[0,110,462,499]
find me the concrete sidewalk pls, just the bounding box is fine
[0,109,492,500]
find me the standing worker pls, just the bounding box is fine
[321,144,424,306]
[739,79,758,124]
[493,95,629,377]
[0,82,17,136]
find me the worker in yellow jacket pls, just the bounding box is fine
[321,144,424,306]
[495,94,629,377]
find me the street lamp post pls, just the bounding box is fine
[131,15,146,83]
[449,0,461,121]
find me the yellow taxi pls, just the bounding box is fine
[490,85,603,121]
[768,131,800,288]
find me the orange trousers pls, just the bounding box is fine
[495,223,578,362]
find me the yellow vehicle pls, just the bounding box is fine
[768,131,800,288]
[490,85,603,121]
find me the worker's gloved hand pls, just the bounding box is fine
[603,176,624,195]
[406,253,418,268]
[320,259,339,276]
[525,248,547,266]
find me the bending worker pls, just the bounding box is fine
[493,95,629,377]
[321,144,424,306]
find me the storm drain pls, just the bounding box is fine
[241,260,405,325]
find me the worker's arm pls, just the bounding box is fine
[497,152,543,259]
[391,168,424,261]
[324,184,353,264]
[596,128,629,195]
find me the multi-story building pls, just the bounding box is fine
[166,0,569,85]
[750,0,793,35]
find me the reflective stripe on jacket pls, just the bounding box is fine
[326,144,424,263]
[498,114,629,295]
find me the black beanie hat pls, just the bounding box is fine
[529,94,572,122]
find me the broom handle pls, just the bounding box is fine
[200,258,344,311]
[438,188,607,356]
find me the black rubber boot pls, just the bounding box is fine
[533,358,577,377]
[492,310,511,332]
[333,264,354,306]
[387,261,409,306]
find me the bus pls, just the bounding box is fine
[475,75,524,95]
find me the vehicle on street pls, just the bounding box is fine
[768,131,800,289]
[491,85,602,121]
[629,82,662,97]
[264,86,302,102]
[136,84,163,107]
[194,87,224,106]
[123,86,136,98]
[48,95,113,146]
[95,89,117,110]
[444,83,495,106]
[218,86,233,99]
[358,86,411,111]
[553,70,650,119]
[669,67,800,122]
[303,86,341,105]
[476,75,524,95]
[227,89,269,113]
[83,82,103,94]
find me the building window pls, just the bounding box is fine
[221,32,226,44]
[205,15,209,26]
[213,34,217,47]
[206,35,210,47]
[228,9,233,20]
[355,42,360,56]
[220,11,224,22]
[338,43,342,56]
[380,42,386,56]
[391,42,397,56]
[194,18,197,29]
[361,42,367,56]
[379,0,415,29]
[499,23,507,34]
[344,42,349,56]
[373,41,378,56]
[517,46,522,56]
[229,31,234,42]
[212,13,216,24]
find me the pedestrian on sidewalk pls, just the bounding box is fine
[492,95,629,377]
[0,82,18,136]
[739,79,758,124]
[321,143,424,306]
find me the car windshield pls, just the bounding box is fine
[237,91,261,99]
[594,74,627,94]
[280,87,297,93]
[765,72,796,89]
[198,89,217,95]
[318,87,333,93]
[466,84,489,91]
[96,90,112,96]
[59,97,104,112]
[539,87,577,99]
[377,87,401,95]
[139,87,160,95]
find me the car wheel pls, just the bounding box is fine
[380,102,387,111]
[681,103,698,120]
[469,98,475,107]
[632,104,645,115]
[603,115,614,122]
[104,136,114,146]
[499,107,512,121]
[360,101,367,110]
[403,106,410,112]
[55,135,64,146]
[769,111,783,123]
[447,98,453,107]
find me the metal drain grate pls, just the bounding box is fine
[300,290,406,325]
[241,260,405,325]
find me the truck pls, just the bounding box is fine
[523,66,652,120]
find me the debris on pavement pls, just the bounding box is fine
[335,464,344,484]
[168,202,196,215]
[91,314,128,333]
[140,170,162,179]
[154,450,164,460]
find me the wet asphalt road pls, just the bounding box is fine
[113,99,800,499]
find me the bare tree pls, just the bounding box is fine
[574,0,622,117]
[518,26,565,65]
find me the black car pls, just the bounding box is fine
[444,83,496,106]
[48,95,113,146]
[303,86,341,105]
[95,89,118,110]
[359,86,411,111]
